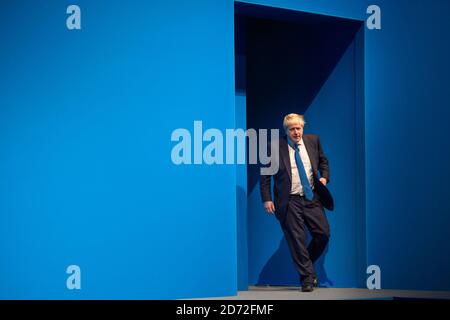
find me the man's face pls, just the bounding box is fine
[287,122,303,144]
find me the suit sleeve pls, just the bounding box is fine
[260,173,273,202]
[260,140,274,202]
[317,136,330,183]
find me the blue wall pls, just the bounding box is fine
[240,0,450,291]
[0,0,237,299]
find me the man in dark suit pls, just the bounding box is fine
[260,113,331,292]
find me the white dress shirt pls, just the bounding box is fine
[289,138,314,195]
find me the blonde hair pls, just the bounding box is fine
[283,113,305,131]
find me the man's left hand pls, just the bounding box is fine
[319,177,327,186]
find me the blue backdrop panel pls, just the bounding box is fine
[0,0,237,299]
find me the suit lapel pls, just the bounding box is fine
[280,138,292,182]
[302,135,317,175]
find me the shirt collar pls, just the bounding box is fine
[288,137,304,149]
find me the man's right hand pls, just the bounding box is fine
[264,201,275,214]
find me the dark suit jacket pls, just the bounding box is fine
[260,134,330,223]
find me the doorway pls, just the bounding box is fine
[235,2,366,289]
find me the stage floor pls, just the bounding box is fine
[197,286,450,300]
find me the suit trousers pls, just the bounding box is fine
[281,194,330,284]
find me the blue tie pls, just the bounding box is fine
[289,138,313,200]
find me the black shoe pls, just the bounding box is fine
[301,284,314,292]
